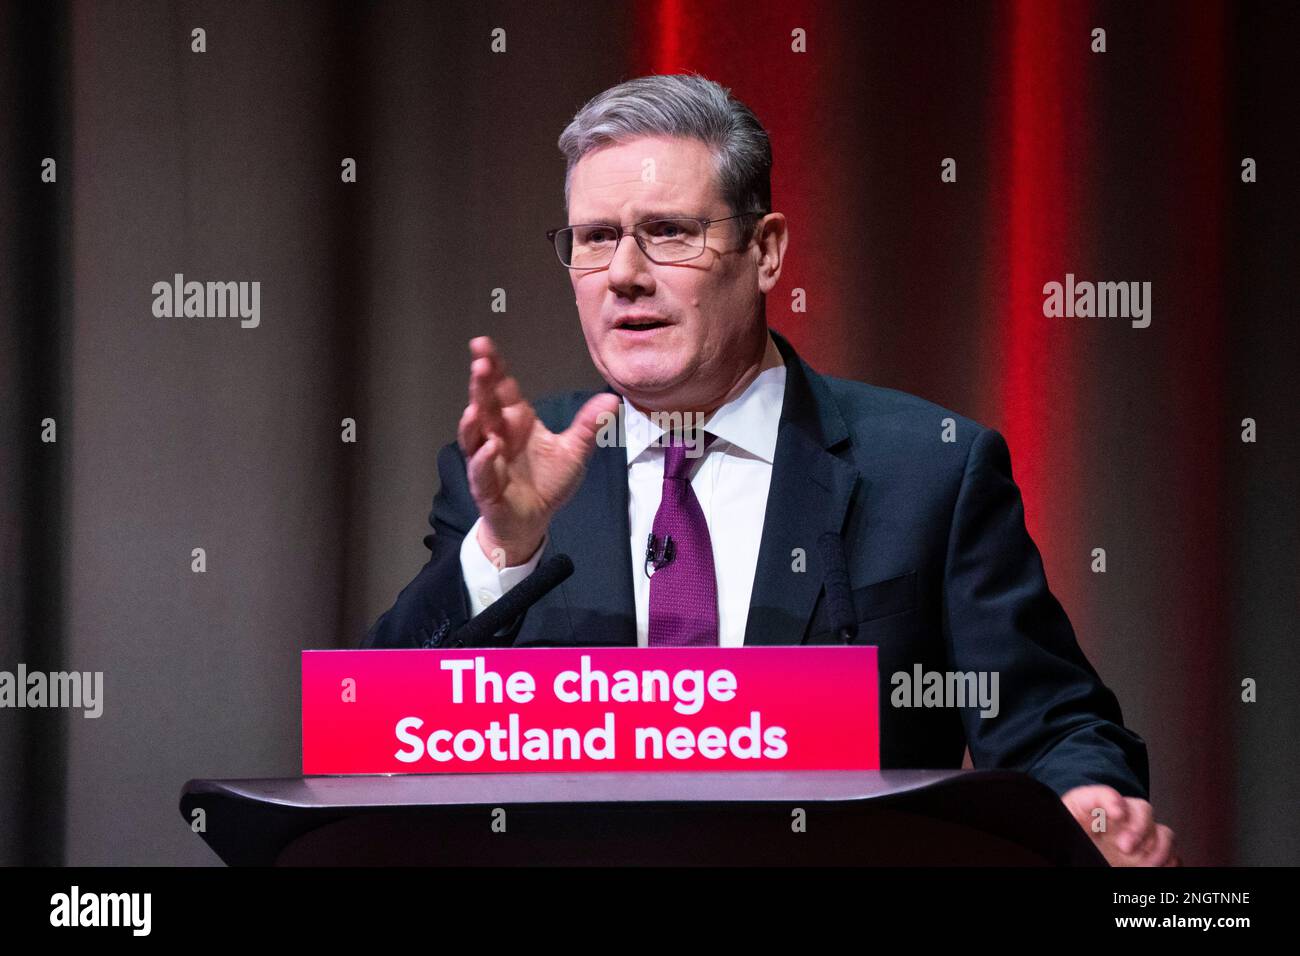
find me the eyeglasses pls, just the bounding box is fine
[546,212,764,269]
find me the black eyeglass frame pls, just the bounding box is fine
[545,211,766,269]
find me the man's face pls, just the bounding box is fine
[566,134,768,412]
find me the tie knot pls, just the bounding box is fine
[663,429,716,480]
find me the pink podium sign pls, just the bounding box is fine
[302,647,878,775]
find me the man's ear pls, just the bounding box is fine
[754,213,788,294]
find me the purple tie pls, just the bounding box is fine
[648,431,719,647]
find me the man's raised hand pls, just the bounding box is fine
[457,336,621,567]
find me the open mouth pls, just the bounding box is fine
[616,320,671,332]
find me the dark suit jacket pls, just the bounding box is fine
[363,329,1151,800]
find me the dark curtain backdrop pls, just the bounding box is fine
[2,0,1296,866]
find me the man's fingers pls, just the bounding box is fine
[469,337,509,396]
[469,335,503,369]
[498,402,536,458]
[459,395,518,461]
[470,357,502,412]
[466,337,534,459]
[491,375,530,453]
[468,338,507,430]
[1139,824,1175,867]
[1062,788,1175,868]
[561,392,622,452]
[458,402,483,457]
[1097,790,1128,826]
[495,374,522,408]
[1063,785,1126,830]
[1119,799,1155,854]
[1133,817,1160,857]
[466,433,505,503]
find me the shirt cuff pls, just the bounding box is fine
[459,516,548,620]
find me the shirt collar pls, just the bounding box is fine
[622,330,787,466]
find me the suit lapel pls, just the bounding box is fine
[744,331,861,645]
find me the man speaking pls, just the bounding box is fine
[363,74,1178,867]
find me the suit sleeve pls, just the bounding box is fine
[942,427,1151,799]
[359,441,479,649]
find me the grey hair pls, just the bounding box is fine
[557,73,772,232]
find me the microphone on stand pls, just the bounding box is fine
[436,553,575,649]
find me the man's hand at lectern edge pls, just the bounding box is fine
[1061,784,1181,866]
[458,335,623,568]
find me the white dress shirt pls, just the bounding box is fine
[460,331,787,646]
